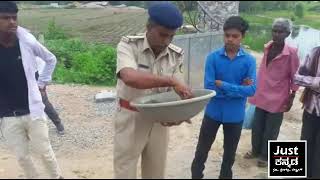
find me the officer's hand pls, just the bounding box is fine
[161,119,192,127]
[172,78,194,99]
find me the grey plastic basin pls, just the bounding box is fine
[130,89,216,123]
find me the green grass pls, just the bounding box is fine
[243,33,269,52]
[303,1,320,12]
[241,10,320,51]
[241,14,273,26]
[18,8,148,45]
[241,10,320,29]
[18,8,319,54]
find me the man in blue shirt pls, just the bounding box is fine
[191,16,256,179]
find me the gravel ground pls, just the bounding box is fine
[0,49,305,178]
[0,83,304,179]
[0,84,116,152]
[0,51,306,178]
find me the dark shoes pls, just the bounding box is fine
[55,123,65,135]
[244,151,258,159]
[244,151,268,168]
[257,159,268,168]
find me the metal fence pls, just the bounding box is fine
[172,32,224,88]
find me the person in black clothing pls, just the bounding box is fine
[35,71,65,135]
[294,46,320,178]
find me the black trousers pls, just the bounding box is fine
[301,110,320,179]
[251,107,283,160]
[36,71,62,127]
[41,90,62,127]
[191,115,243,179]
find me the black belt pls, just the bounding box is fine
[0,109,30,118]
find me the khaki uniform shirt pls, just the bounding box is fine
[116,33,185,101]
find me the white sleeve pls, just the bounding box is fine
[32,40,57,88]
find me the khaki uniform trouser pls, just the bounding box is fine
[113,107,169,179]
[0,115,61,179]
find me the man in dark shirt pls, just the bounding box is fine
[0,2,62,179]
[0,39,29,115]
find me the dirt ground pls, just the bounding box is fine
[0,51,305,179]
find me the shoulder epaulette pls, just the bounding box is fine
[121,35,144,43]
[168,44,184,54]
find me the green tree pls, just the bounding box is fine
[294,2,304,18]
[239,1,261,13]
[174,1,202,32]
[125,1,144,7]
[240,1,296,13]
[109,1,122,6]
[175,1,198,11]
[44,19,67,40]
[278,1,296,10]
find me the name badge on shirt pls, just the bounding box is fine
[138,64,150,69]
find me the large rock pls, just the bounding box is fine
[95,91,116,103]
[198,1,239,32]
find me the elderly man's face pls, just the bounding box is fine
[147,24,176,55]
[272,25,290,44]
[0,13,18,34]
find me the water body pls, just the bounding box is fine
[286,25,320,62]
[249,24,320,61]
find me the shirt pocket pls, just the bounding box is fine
[162,66,176,77]
[137,63,151,73]
[156,65,176,93]
[237,64,249,82]
[215,66,225,80]
[268,58,289,81]
[136,53,151,73]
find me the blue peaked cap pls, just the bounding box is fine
[148,2,183,30]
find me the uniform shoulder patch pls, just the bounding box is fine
[135,33,145,36]
[121,35,144,43]
[168,44,184,55]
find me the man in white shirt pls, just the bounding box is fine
[0,2,62,178]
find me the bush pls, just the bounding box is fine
[43,21,117,86]
[242,25,271,52]
[44,19,67,40]
[243,34,270,52]
[46,39,117,86]
[308,4,320,12]
[294,2,304,18]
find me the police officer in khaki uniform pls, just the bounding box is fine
[114,2,193,179]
